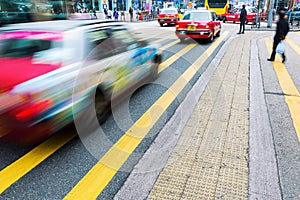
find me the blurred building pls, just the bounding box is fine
[0,0,71,25]
[7,0,289,24]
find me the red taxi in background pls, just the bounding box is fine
[222,7,267,24]
[157,8,179,27]
[175,10,221,43]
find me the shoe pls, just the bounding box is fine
[267,58,274,62]
[242,32,245,34]
[237,32,241,34]
[282,55,286,63]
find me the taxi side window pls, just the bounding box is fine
[86,28,114,60]
[110,28,140,55]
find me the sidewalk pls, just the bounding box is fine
[147,32,251,199]
[114,30,284,199]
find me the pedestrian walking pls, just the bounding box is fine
[104,7,108,19]
[113,8,119,20]
[121,10,125,21]
[92,7,97,19]
[267,10,290,63]
[89,9,93,19]
[129,6,133,22]
[107,10,112,19]
[237,5,247,34]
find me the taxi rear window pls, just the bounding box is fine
[183,12,210,20]
[0,31,63,58]
[161,9,177,14]
[0,31,76,64]
[0,38,62,58]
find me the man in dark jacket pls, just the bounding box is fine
[238,5,247,34]
[129,6,133,22]
[267,10,290,62]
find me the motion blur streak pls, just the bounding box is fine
[64,32,228,199]
[0,131,76,194]
[265,38,300,142]
[0,20,163,145]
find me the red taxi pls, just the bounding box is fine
[0,20,162,145]
[175,10,221,42]
[222,7,267,24]
[157,8,179,27]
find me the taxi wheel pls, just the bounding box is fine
[216,30,220,37]
[223,17,226,23]
[208,32,214,43]
[160,24,163,27]
[95,89,110,124]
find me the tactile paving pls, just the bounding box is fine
[148,35,252,199]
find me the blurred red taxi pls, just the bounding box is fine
[175,10,221,42]
[0,20,161,145]
[157,8,179,27]
[222,7,266,24]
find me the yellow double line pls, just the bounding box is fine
[0,32,198,194]
[0,131,76,194]
[65,32,228,199]
[265,37,300,142]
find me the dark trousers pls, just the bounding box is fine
[130,14,133,22]
[270,37,285,60]
[239,20,245,33]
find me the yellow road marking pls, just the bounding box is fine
[150,37,173,45]
[265,38,300,142]
[0,131,76,194]
[159,43,197,73]
[64,32,228,199]
[159,39,180,51]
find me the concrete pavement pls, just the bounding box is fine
[148,34,251,199]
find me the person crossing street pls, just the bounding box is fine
[237,5,247,34]
[267,10,290,63]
